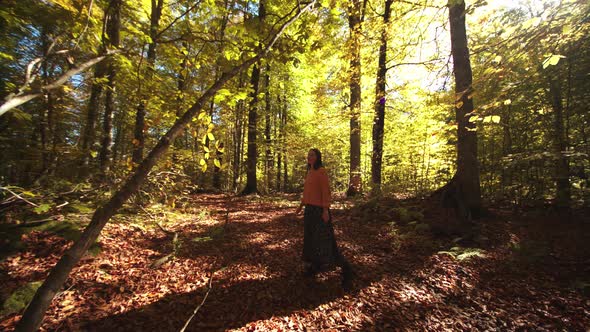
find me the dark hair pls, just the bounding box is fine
[307,148,323,170]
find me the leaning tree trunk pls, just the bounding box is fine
[15,3,315,331]
[346,0,364,197]
[371,0,393,195]
[448,0,482,215]
[99,0,121,175]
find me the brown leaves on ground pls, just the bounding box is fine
[1,194,589,331]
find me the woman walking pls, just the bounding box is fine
[295,148,353,291]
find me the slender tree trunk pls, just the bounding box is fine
[80,62,106,177]
[15,3,315,329]
[264,66,272,192]
[282,96,288,191]
[243,64,260,194]
[233,96,244,190]
[448,0,482,215]
[132,0,164,164]
[548,75,571,208]
[99,0,121,175]
[371,0,392,195]
[276,95,283,191]
[346,0,365,197]
[242,0,266,195]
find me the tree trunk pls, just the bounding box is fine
[448,0,482,215]
[132,0,164,165]
[276,95,283,191]
[548,76,571,208]
[80,63,106,177]
[243,63,260,194]
[242,0,266,195]
[346,0,364,197]
[99,0,121,175]
[371,0,392,195]
[264,66,272,192]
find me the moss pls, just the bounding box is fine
[438,246,486,261]
[1,281,43,316]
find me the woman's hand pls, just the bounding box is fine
[322,209,330,223]
[295,204,303,215]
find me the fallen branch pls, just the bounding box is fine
[179,272,214,332]
[0,186,38,207]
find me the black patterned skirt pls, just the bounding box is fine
[302,205,345,270]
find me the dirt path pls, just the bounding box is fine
[1,194,589,331]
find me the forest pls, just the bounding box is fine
[0,0,589,330]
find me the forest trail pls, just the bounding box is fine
[1,194,589,331]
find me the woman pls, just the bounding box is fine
[295,148,353,290]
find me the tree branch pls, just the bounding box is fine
[0,50,120,117]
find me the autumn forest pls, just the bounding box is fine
[1,0,589,330]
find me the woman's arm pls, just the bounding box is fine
[320,168,331,221]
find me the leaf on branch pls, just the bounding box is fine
[542,54,565,69]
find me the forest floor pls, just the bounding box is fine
[1,193,589,331]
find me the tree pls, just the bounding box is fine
[242,0,267,195]
[448,0,482,215]
[99,0,122,175]
[370,0,393,194]
[346,0,366,197]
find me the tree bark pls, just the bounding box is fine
[79,62,106,177]
[99,0,121,175]
[15,3,314,329]
[242,0,266,195]
[448,0,482,215]
[346,0,365,197]
[133,0,164,164]
[371,0,393,195]
[548,75,571,208]
[264,66,273,191]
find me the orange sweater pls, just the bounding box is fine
[302,167,331,208]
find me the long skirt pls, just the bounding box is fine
[302,204,346,270]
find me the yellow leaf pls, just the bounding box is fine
[491,115,501,123]
[504,99,511,106]
[198,112,206,120]
[455,101,464,109]
[201,164,207,172]
[214,159,221,168]
[199,158,206,165]
[207,133,215,141]
[205,152,210,159]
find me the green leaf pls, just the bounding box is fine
[542,54,565,69]
[33,204,51,214]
